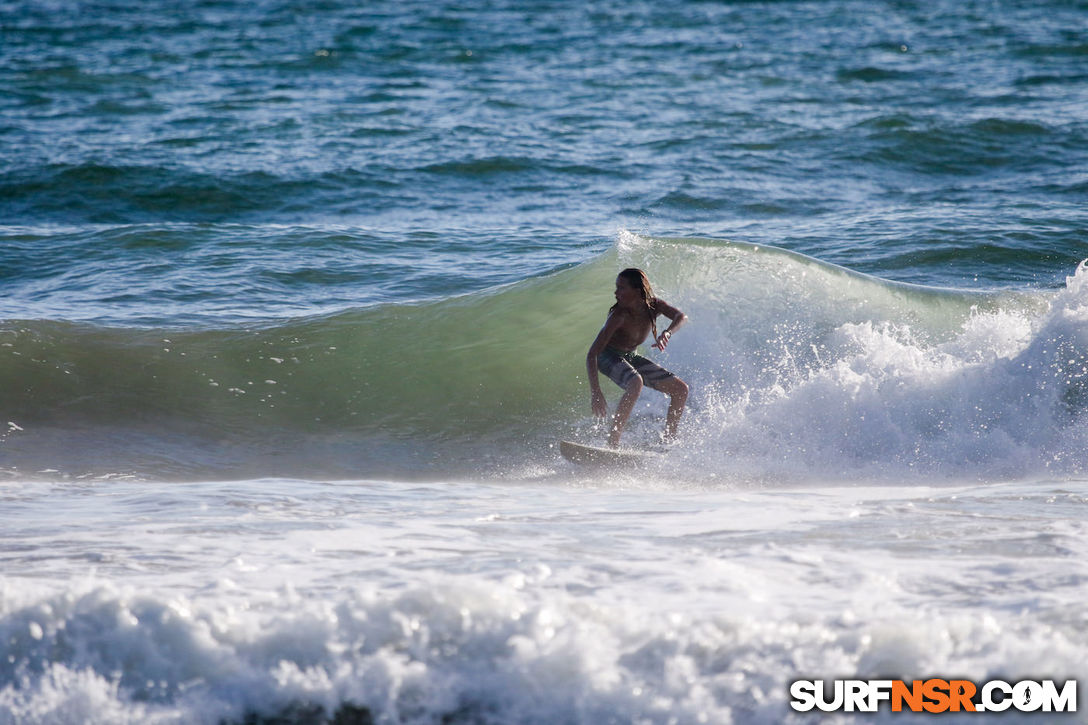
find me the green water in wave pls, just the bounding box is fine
[3,235,1049,479]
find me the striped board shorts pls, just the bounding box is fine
[597,347,677,390]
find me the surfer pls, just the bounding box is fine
[587,268,689,448]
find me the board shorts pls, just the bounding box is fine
[597,346,677,391]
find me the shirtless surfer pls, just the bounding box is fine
[586,268,689,448]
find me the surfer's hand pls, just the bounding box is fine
[652,330,671,351]
[591,389,608,418]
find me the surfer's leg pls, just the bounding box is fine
[628,354,688,441]
[657,376,689,441]
[598,349,642,447]
[609,375,643,448]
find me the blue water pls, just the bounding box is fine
[3,1,1088,723]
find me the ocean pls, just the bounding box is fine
[2,0,1088,722]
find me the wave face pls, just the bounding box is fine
[3,232,1088,481]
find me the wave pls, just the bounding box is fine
[840,115,1074,176]
[2,232,1087,481]
[0,165,408,224]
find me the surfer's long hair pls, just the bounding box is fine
[610,268,659,340]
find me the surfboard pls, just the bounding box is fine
[559,439,661,466]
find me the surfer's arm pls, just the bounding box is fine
[651,298,687,351]
[586,311,625,417]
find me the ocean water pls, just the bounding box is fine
[3,0,1088,722]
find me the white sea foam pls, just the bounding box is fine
[614,234,1088,482]
[2,573,1085,725]
[2,478,1087,724]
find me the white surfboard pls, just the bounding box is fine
[559,439,662,466]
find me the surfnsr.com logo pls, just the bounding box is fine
[790,679,1077,714]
